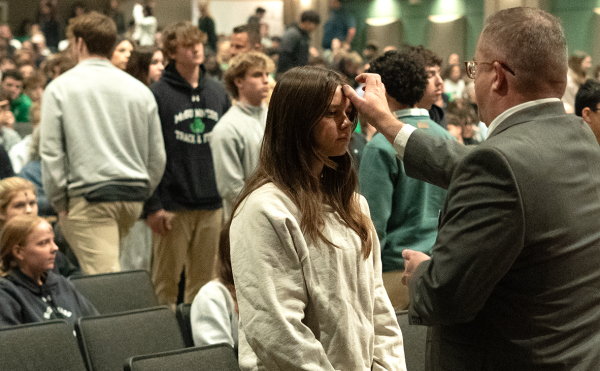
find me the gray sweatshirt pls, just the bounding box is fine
[209,101,267,218]
[40,59,166,212]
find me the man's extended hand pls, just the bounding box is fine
[401,249,431,286]
[146,209,175,236]
[342,73,404,144]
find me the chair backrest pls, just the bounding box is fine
[176,303,194,347]
[75,306,185,371]
[397,310,428,371]
[0,320,87,371]
[70,270,158,314]
[125,343,239,371]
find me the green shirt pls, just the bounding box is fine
[358,108,455,272]
[10,93,32,123]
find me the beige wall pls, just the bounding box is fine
[484,0,549,19]
[7,0,327,43]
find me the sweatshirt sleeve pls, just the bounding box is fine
[231,189,336,371]
[359,196,406,371]
[191,282,236,348]
[146,97,166,196]
[132,4,144,25]
[40,87,69,213]
[210,120,245,210]
[0,283,24,327]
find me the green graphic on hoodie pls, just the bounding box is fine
[191,118,205,134]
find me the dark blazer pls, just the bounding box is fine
[403,101,600,370]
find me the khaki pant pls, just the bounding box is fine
[151,208,222,306]
[382,270,410,312]
[60,197,143,275]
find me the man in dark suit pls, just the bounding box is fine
[344,7,600,371]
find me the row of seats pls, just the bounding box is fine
[0,307,239,371]
[2,269,427,370]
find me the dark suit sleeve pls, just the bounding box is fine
[404,129,471,190]
[408,146,525,325]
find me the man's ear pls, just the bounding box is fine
[491,61,508,94]
[581,107,593,124]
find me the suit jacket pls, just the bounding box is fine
[403,101,600,370]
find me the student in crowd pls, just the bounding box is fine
[191,221,238,351]
[9,101,40,174]
[145,22,230,307]
[40,12,166,275]
[0,86,15,130]
[360,50,454,311]
[0,86,21,153]
[230,25,262,58]
[2,69,30,123]
[277,10,321,76]
[562,51,592,112]
[443,64,465,101]
[0,214,96,327]
[322,0,356,51]
[0,177,77,276]
[210,51,273,219]
[110,37,134,71]
[575,78,600,144]
[105,0,126,36]
[125,46,164,86]
[409,46,447,130]
[197,1,217,53]
[132,1,157,47]
[230,66,405,370]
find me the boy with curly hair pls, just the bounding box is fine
[358,50,455,311]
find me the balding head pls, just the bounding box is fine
[478,7,567,99]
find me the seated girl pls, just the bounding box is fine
[0,214,97,327]
[191,220,238,351]
[230,66,405,370]
[0,177,78,276]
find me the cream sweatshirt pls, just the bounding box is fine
[231,183,406,371]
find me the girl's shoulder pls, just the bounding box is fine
[234,183,301,223]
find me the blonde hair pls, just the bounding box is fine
[224,51,274,98]
[0,177,37,223]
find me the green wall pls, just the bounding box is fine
[343,0,483,59]
[549,0,597,55]
[344,0,596,62]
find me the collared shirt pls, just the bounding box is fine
[393,107,430,119]
[393,98,562,160]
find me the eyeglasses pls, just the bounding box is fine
[464,60,515,79]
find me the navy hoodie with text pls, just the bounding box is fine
[145,63,231,214]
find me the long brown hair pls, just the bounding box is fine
[232,66,373,259]
[126,45,159,86]
[218,220,234,292]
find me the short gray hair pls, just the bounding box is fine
[479,7,567,95]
